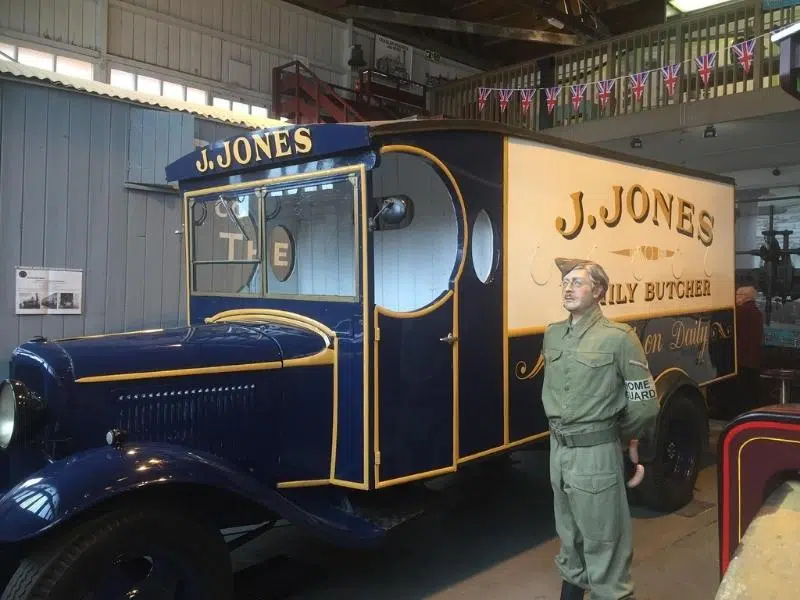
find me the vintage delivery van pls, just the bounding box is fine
[0,118,736,598]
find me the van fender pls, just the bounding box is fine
[654,368,709,445]
[0,442,384,548]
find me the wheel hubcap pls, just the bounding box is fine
[662,413,698,482]
[80,552,201,600]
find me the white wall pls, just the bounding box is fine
[0,0,481,118]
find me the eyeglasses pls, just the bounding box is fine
[561,278,590,289]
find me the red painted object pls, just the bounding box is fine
[271,61,431,124]
[717,404,800,577]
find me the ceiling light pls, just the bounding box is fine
[546,17,565,29]
[669,0,733,13]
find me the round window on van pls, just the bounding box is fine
[471,209,496,284]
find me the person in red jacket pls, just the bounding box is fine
[734,285,764,414]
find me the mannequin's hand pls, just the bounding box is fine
[626,439,645,488]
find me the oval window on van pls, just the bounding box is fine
[472,209,496,283]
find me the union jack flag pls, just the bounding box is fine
[477,87,492,112]
[732,39,756,75]
[545,87,561,114]
[519,89,535,114]
[570,84,587,113]
[629,72,648,102]
[695,52,717,87]
[596,79,615,109]
[498,89,514,113]
[661,63,681,97]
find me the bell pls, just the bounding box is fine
[348,44,366,70]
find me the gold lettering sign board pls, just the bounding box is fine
[195,127,313,174]
[506,138,736,333]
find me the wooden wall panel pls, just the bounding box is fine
[0,0,104,51]
[0,81,194,374]
[107,0,348,95]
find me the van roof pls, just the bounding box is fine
[365,118,736,186]
[165,118,736,187]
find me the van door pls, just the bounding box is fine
[370,146,462,488]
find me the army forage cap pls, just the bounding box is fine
[554,257,610,288]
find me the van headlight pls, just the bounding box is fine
[0,380,46,450]
[0,381,17,448]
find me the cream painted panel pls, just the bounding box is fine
[506,137,736,332]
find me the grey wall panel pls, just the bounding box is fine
[41,91,70,342]
[0,80,195,371]
[0,84,24,373]
[84,99,111,336]
[104,100,130,335]
[128,107,193,185]
[123,189,147,331]
[162,191,185,329]
[18,86,48,346]
[195,118,249,147]
[63,93,92,339]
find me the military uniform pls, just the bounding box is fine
[542,297,659,599]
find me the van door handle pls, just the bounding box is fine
[439,333,458,344]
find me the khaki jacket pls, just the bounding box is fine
[541,303,659,444]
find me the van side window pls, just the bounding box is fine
[372,152,458,313]
[190,193,262,296]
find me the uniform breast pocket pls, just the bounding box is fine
[573,351,615,396]
[544,349,563,365]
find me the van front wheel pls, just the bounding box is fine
[636,391,707,513]
[1,500,233,600]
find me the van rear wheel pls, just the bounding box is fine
[636,391,707,513]
[1,500,233,600]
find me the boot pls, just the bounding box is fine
[560,580,585,600]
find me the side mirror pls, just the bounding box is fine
[369,195,414,231]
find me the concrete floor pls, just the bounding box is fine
[231,422,727,600]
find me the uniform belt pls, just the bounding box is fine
[550,427,618,447]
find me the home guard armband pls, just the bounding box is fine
[625,377,657,402]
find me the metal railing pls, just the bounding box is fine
[431,0,799,132]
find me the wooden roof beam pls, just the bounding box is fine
[453,0,487,10]
[573,0,613,36]
[339,5,586,45]
[512,0,611,39]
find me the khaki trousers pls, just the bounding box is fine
[549,434,635,600]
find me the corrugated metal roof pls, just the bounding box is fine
[0,59,287,130]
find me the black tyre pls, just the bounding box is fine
[636,390,708,513]
[1,500,233,600]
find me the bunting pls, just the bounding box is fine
[732,38,756,75]
[570,84,587,112]
[545,87,561,114]
[596,79,615,109]
[498,89,514,112]
[477,87,491,112]
[468,23,796,114]
[661,63,681,97]
[630,72,649,102]
[519,89,535,114]
[695,52,717,87]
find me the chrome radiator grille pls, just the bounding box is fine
[115,383,262,458]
